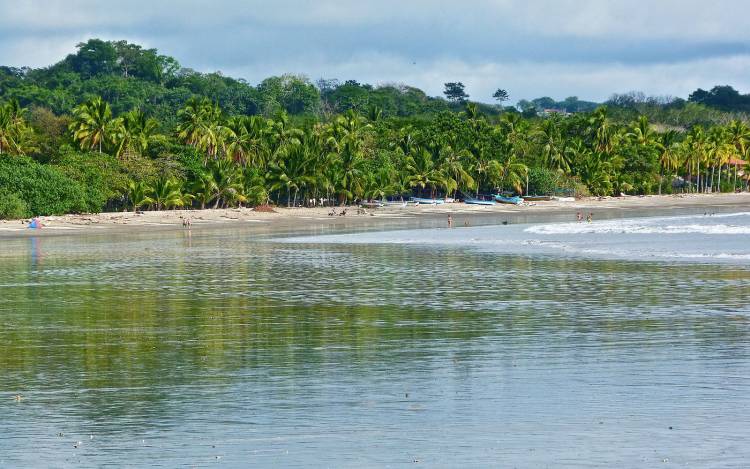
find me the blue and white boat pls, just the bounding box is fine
[464,197,496,206]
[411,197,445,205]
[493,194,524,205]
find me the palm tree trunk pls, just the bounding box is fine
[705,167,710,193]
[658,168,663,196]
[696,161,700,193]
[717,165,722,192]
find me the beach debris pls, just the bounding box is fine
[253,204,276,213]
[74,441,82,448]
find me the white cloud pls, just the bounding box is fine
[2,0,750,102]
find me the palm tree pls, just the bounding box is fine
[150,177,185,210]
[438,143,475,198]
[69,97,116,153]
[577,152,613,196]
[657,131,679,195]
[363,165,397,201]
[176,98,224,160]
[207,158,245,208]
[328,110,371,203]
[267,140,316,207]
[223,116,270,166]
[0,99,32,155]
[113,109,159,159]
[126,180,154,211]
[405,146,446,198]
[588,107,614,153]
[536,117,570,172]
[191,171,218,210]
[488,154,528,194]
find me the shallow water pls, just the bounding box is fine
[1,214,750,467]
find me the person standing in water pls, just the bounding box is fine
[587,213,593,223]
[447,214,453,228]
[576,212,583,222]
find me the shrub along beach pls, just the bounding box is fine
[2,39,750,224]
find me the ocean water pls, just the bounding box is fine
[1,213,749,467]
[293,211,750,263]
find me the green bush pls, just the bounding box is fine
[0,190,30,220]
[52,150,129,212]
[527,166,578,196]
[0,155,88,215]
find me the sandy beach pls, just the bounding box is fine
[1,192,749,238]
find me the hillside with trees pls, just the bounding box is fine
[1,38,750,219]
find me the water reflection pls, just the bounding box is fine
[0,228,749,467]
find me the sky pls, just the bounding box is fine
[1,0,749,104]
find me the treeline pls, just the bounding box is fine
[1,39,750,219]
[0,39,492,128]
[3,94,750,219]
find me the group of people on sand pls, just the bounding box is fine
[328,207,348,217]
[576,212,594,223]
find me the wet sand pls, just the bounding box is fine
[1,193,749,239]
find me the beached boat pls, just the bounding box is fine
[493,194,524,205]
[464,197,496,206]
[523,195,552,202]
[361,201,385,208]
[384,201,408,208]
[411,197,445,205]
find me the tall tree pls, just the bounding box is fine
[492,89,509,103]
[69,97,116,153]
[443,82,469,103]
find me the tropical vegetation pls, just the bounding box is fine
[1,39,750,218]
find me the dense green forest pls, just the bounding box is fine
[1,38,750,219]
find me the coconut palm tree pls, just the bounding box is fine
[176,98,224,160]
[536,117,570,172]
[328,110,371,203]
[405,146,446,198]
[69,97,117,153]
[113,109,159,159]
[0,99,32,155]
[191,171,218,210]
[207,158,246,208]
[588,107,614,153]
[438,143,475,198]
[488,154,528,194]
[150,177,185,210]
[657,131,680,195]
[126,180,153,211]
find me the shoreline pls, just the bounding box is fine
[1,192,749,239]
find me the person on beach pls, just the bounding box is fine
[448,214,453,228]
[28,217,42,229]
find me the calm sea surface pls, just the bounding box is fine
[1,212,749,468]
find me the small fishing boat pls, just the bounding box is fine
[385,200,408,208]
[493,194,524,205]
[464,197,496,206]
[361,201,385,208]
[411,197,445,205]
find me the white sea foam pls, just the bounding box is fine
[525,212,750,235]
